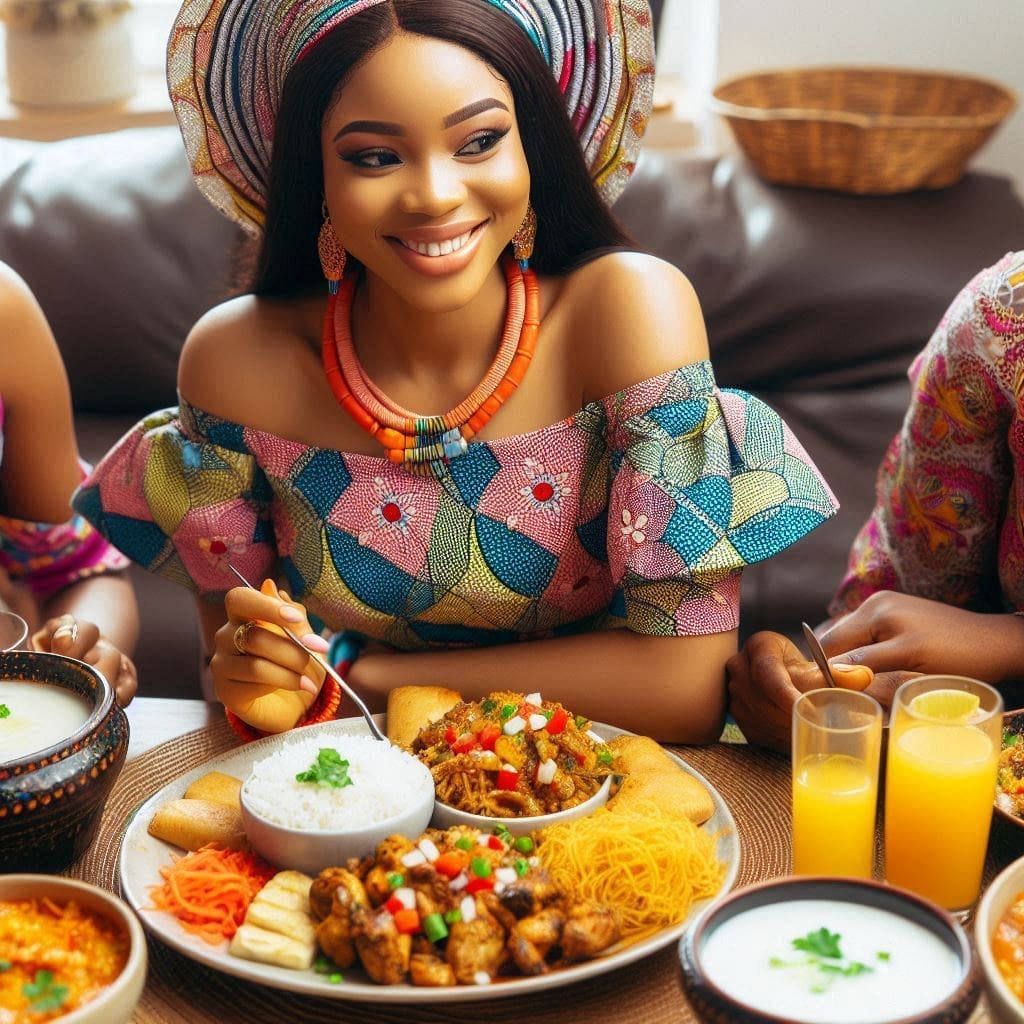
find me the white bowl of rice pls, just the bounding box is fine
[240,732,435,875]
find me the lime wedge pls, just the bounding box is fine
[908,688,980,723]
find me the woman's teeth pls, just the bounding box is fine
[401,230,473,257]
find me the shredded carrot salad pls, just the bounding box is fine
[0,896,129,1023]
[149,843,276,944]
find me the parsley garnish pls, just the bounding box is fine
[0,704,10,719]
[769,928,882,993]
[295,748,353,789]
[23,970,69,1012]
[792,927,843,960]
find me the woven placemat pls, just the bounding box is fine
[65,723,795,1024]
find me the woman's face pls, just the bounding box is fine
[321,31,531,313]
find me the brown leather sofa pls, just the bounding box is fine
[2,125,1023,697]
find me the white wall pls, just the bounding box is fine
[707,0,1023,197]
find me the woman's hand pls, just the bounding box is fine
[209,580,330,733]
[821,591,1024,684]
[31,614,139,707]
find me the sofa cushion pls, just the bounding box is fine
[0,127,245,414]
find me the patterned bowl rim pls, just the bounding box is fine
[0,651,116,770]
[679,875,979,1024]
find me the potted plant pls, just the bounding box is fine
[1,0,136,107]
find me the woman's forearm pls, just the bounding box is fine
[349,628,735,744]
[42,574,139,655]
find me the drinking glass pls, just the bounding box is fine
[885,675,1002,917]
[791,688,883,878]
[0,610,28,651]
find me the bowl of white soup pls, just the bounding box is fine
[678,877,979,1024]
[0,650,128,872]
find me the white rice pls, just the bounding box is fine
[242,734,432,831]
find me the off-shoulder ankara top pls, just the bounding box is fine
[74,362,838,648]
[832,252,1024,617]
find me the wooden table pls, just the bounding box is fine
[72,698,1023,1024]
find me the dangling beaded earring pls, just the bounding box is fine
[317,201,347,294]
[511,205,537,270]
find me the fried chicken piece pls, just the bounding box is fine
[309,867,350,922]
[561,902,620,961]
[498,869,560,918]
[445,903,508,984]
[352,906,412,985]
[409,952,457,987]
[507,907,566,975]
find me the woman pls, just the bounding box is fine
[728,251,1024,751]
[0,261,139,705]
[76,0,837,741]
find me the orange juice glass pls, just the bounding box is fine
[885,675,1002,916]
[791,688,883,877]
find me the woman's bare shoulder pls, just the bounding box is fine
[178,292,324,419]
[556,251,709,400]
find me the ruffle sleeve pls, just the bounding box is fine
[605,362,839,635]
[71,400,276,598]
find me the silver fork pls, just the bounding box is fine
[226,564,386,742]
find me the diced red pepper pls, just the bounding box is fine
[477,723,501,750]
[496,766,519,791]
[393,908,421,935]
[466,875,495,894]
[451,732,478,754]
[385,895,406,915]
[433,851,469,878]
[444,726,458,746]
[545,707,568,734]
[486,835,505,851]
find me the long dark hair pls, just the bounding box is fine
[254,0,634,296]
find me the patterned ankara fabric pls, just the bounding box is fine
[0,398,129,600]
[166,0,655,235]
[832,251,1024,617]
[75,363,837,648]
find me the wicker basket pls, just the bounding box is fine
[710,67,1017,195]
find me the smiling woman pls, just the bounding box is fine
[73,0,838,745]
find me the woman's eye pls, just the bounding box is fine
[344,149,401,169]
[457,128,509,157]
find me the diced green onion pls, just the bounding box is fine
[513,835,534,854]
[0,960,10,972]
[387,872,405,889]
[444,909,462,924]
[470,856,492,878]
[423,912,449,943]
[575,714,588,728]
[455,836,474,851]
[500,703,517,719]
[597,748,614,765]
[515,858,529,877]
[329,972,343,984]
[481,698,498,714]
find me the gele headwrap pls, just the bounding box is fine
[167,0,655,236]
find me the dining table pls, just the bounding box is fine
[64,696,1023,1024]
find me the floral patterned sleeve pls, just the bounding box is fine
[604,362,839,636]
[830,252,1024,616]
[72,399,277,598]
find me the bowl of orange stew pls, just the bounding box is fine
[0,874,146,1024]
[976,855,1024,1024]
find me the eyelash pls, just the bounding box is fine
[342,127,510,169]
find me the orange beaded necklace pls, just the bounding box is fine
[322,252,540,474]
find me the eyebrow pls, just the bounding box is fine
[333,98,510,141]
[442,97,509,128]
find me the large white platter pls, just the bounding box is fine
[118,715,739,1003]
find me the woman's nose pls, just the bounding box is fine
[399,158,466,217]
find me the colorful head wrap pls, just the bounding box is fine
[167,0,655,236]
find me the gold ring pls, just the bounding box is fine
[232,621,257,655]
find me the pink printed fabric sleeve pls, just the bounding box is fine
[830,254,1022,616]
[71,403,276,598]
[605,362,839,636]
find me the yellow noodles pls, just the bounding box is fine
[537,799,726,940]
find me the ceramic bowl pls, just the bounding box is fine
[975,855,1024,1024]
[0,651,128,873]
[678,876,979,1024]
[0,874,147,1024]
[430,772,613,838]
[240,738,435,876]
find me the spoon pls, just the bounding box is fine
[801,621,838,688]
[227,564,387,742]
